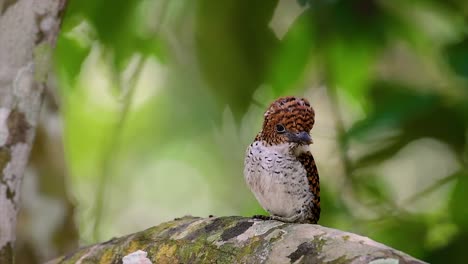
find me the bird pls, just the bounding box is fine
[244,96,320,224]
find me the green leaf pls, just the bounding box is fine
[449,171,468,229]
[54,35,92,89]
[296,0,310,7]
[268,9,315,95]
[347,82,438,141]
[347,82,468,171]
[353,174,392,203]
[445,37,468,79]
[63,0,161,71]
[371,216,427,258]
[327,37,376,108]
[348,82,467,158]
[195,0,279,117]
[353,140,407,169]
[426,231,468,264]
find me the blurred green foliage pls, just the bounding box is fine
[50,0,468,263]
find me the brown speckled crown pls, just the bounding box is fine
[256,96,315,145]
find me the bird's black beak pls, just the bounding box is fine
[286,131,313,145]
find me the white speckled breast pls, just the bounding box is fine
[244,141,313,217]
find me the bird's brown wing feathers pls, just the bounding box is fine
[298,151,321,223]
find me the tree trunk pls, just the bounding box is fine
[49,216,427,264]
[0,0,67,263]
[15,93,79,264]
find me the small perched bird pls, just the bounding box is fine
[244,96,320,224]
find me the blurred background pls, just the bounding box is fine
[14,0,468,263]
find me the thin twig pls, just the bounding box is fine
[92,56,145,241]
[324,75,410,222]
[91,0,172,241]
[152,0,170,34]
[327,88,353,177]
[401,172,459,206]
[251,98,266,110]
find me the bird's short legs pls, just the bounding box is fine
[252,213,302,223]
[269,214,302,223]
[252,215,272,220]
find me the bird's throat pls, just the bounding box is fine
[292,144,310,157]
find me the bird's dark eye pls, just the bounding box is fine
[276,124,285,133]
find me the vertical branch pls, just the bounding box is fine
[0,1,68,263]
[326,85,353,181]
[323,68,356,217]
[326,80,405,219]
[91,1,170,241]
[92,56,145,241]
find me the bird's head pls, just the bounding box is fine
[257,96,315,147]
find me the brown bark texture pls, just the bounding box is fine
[15,96,79,264]
[0,0,67,263]
[50,216,427,264]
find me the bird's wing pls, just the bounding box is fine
[298,151,321,223]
